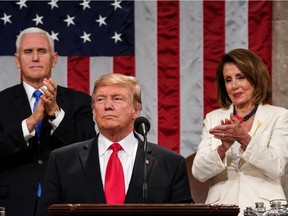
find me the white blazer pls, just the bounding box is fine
[192,104,288,213]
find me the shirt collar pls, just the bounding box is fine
[98,132,137,157]
[23,81,37,102]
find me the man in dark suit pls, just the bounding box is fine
[0,27,96,216]
[36,73,193,216]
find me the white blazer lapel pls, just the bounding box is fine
[249,104,266,138]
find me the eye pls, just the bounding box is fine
[23,49,32,54]
[38,49,48,54]
[224,77,231,83]
[113,96,123,103]
[96,97,105,104]
[237,75,245,80]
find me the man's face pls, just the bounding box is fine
[92,84,139,135]
[14,33,58,84]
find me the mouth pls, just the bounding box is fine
[233,92,242,98]
[30,66,43,71]
[103,115,116,119]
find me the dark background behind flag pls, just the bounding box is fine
[0,0,272,158]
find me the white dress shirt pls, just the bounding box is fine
[98,132,138,194]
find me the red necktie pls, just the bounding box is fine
[104,143,125,204]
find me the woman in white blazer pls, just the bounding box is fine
[192,48,288,214]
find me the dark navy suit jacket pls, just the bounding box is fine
[36,133,193,216]
[0,83,96,216]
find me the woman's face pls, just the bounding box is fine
[223,63,254,108]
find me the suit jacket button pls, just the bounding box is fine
[38,160,43,165]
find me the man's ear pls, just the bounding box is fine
[14,54,21,69]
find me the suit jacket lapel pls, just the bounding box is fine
[125,134,155,203]
[249,104,265,138]
[79,137,106,203]
[78,134,157,203]
[14,84,32,120]
[238,104,265,167]
[12,84,39,147]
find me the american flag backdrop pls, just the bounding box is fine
[0,0,272,158]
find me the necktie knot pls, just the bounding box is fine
[33,89,43,100]
[109,143,122,153]
[33,90,43,139]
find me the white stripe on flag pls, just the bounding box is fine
[90,57,113,93]
[52,57,68,87]
[135,1,158,145]
[180,1,204,156]
[226,0,248,51]
[0,57,19,90]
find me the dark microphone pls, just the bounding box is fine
[134,116,151,136]
[134,116,151,203]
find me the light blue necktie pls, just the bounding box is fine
[33,90,43,138]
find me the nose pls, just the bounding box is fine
[231,79,239,89]
[104,98,114,110]
[32,51,40,61]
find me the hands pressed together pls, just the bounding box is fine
[209,113,252,158]
[39,78,59,117]
[27,78,59,133]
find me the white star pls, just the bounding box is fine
[64,15,75,27]
[48,0,59,10]
[50,31,59,41]
[32,14,44,26]
[80,0,91,11]
[1,13,12,25]
[96,15,107,27]
[111,0,122,11]
[80,31,91,43]
[16,0,28,9]
[111,32,122,44]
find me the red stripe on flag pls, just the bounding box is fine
[248,1,272,75]
[67,56,90,94]
[113,56,136,76]
[203,1,225,116]
[157,0,180,153]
